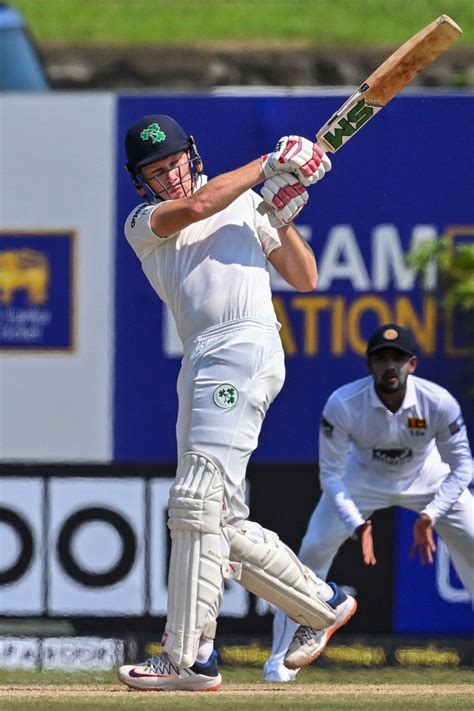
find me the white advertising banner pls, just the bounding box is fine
[0,636,124,670]
[0,477,44,614]
[0,475,251,618]
[0,93,115,461]
[48,477,146,615]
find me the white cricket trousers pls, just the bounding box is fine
[268,483,474,666]
[299,487,474,597]
[176,319,285,524]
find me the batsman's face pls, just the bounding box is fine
[141,151,193,200]
[367,348,417,394]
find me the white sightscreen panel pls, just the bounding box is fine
[0,477,44,614]
[0,93,115,461]
[48,478,145,615]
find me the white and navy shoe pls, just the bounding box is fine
[118,649,222,692]
[263,659,298,682]
[284,582,357,670]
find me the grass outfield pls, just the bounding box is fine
[0,667,473,709]
[13,0,474,46]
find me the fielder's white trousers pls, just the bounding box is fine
[299,487,474,596]
[267,480,474,667]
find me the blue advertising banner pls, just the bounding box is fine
[394,507,474,634]
[0,232,74,350]
[114,93,473,634]
[114,92,474,463]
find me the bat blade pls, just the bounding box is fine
[316,15,462,153]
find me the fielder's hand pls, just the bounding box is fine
[353,520,377,566]
[410,513,436,565]
[260,173,308,228]
[261,135,332,186]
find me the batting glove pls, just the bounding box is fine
[309,152,332,185]
[261,135,331,186]
[260,173,309,228]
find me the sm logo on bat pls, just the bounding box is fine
[322,98,377,151]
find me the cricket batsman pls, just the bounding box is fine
[117,114,357,691]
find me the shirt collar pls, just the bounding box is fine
[370,375,416,411]
[194,174,208,190]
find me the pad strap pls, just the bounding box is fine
[226,523,336,629]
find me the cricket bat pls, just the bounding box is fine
[316,14,462,153]
[259,14,462,215]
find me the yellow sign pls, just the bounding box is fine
[273,295,443,357]
[0,249,50,306]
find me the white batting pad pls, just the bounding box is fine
[163,451,224,668]
[226,522,336,629]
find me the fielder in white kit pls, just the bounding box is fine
[117,114,357,692]
[264,323,474,682]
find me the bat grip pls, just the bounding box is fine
[257,201,272,216]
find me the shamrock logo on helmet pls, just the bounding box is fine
[140,123,166,144]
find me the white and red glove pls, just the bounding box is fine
[261,135,332,186]
[260,173,308,228]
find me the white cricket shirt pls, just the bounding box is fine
[319,374,473,528]
[124,186,281,345]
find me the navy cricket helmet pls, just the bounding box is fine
[124,114,202,202]
[125,114,191,172]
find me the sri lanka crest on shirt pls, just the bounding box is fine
[407,417,427,436]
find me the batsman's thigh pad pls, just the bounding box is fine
[225,522,336,629]
[163,451,224,668]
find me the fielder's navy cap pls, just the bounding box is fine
[366,324,417,356]
[125,114,189,171]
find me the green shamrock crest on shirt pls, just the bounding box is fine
[213,384,239,409]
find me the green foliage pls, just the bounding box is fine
[408,237,474,309]
[11,0,474,46]
[409,236,474,399]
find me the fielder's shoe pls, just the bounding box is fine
[284,582,357,670]
[263,659,298,682]
[118,649,222,692]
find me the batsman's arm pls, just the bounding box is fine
[267,224,317,292]
[150,158,267,237]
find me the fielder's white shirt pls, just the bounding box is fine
[124,184,281,344]
[319,374,473,529]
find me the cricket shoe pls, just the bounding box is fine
[284,582,357,669]
[263,659,298,683]
[118,649,222,692]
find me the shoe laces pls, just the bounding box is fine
[144,653,179,675]
[294,625,325,646]
[293,626,315,644]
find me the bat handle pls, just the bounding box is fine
[257,201,272,216]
